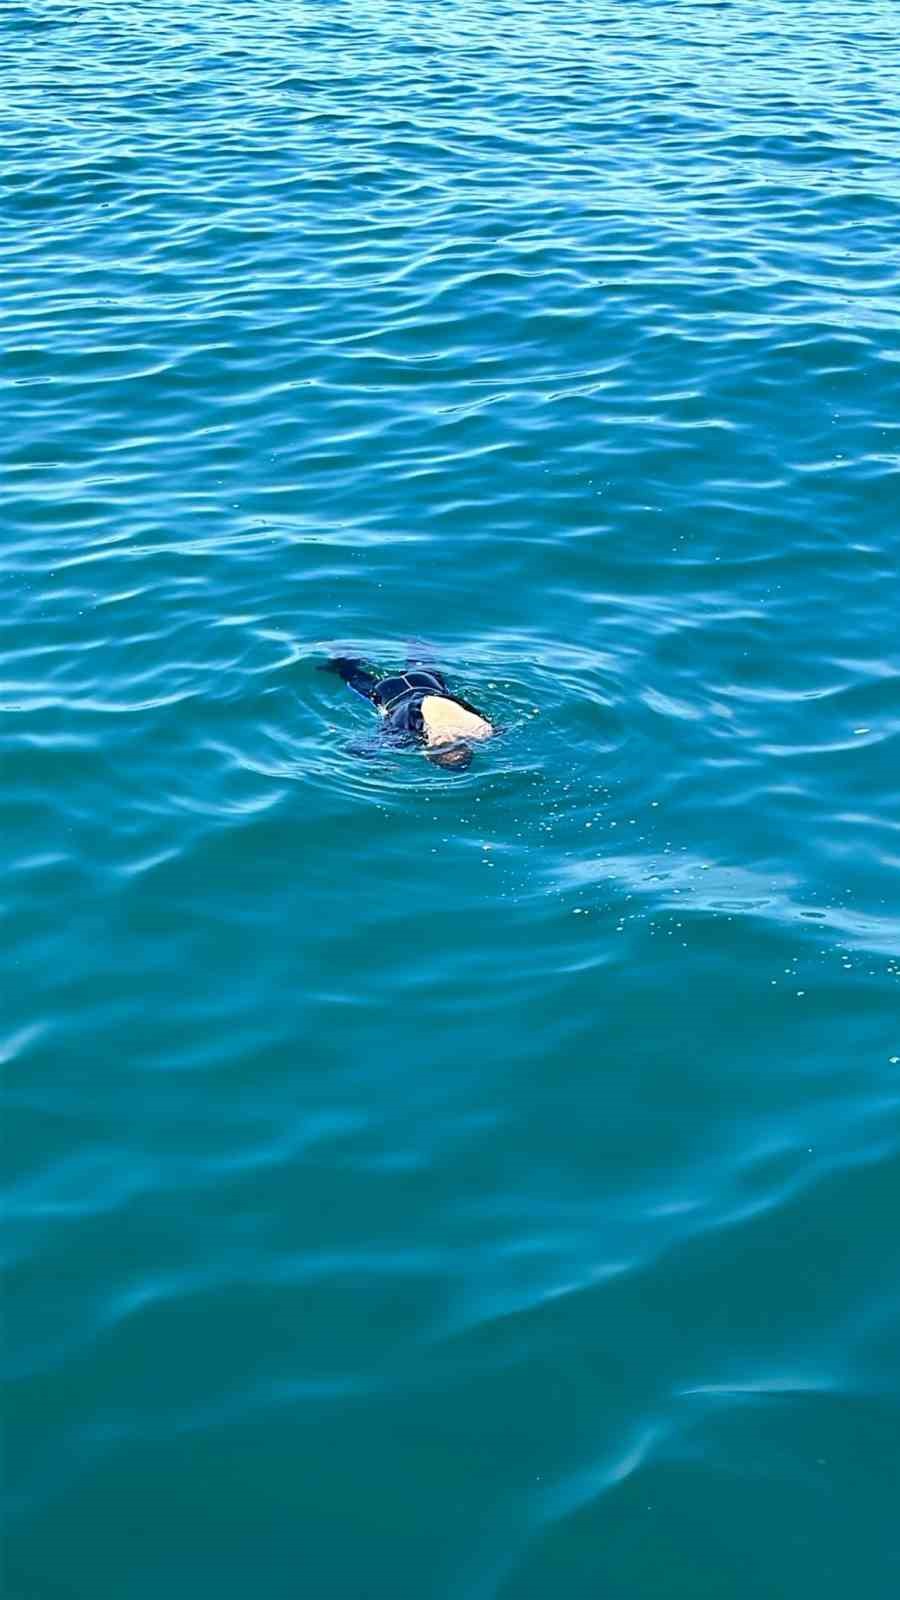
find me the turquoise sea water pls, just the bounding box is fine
[3,1,900,1594]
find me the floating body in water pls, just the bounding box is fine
[321,656,495,769]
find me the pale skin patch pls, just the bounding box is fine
[420,695,494,747]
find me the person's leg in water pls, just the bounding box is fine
[319,657,379,702]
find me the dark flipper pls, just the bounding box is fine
[319,656,379,702]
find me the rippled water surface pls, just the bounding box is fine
[4,1,900,1594]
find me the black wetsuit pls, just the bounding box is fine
[321,657,487,747]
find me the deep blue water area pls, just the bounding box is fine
[3,2,900,1596]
